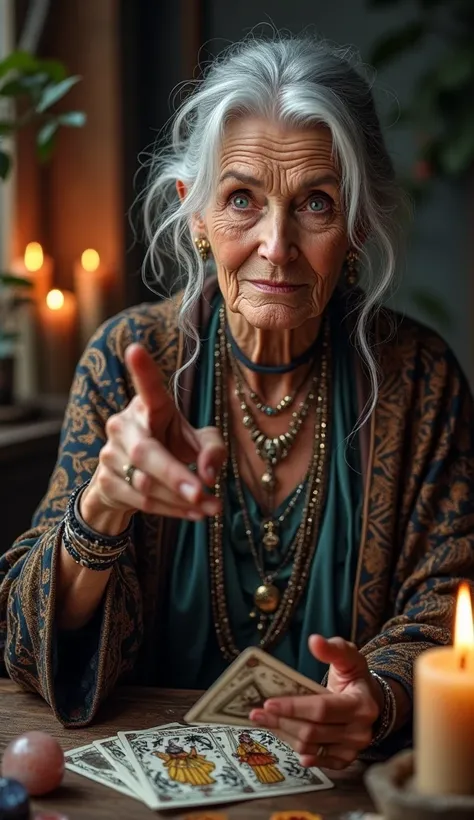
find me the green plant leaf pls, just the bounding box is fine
[0,77,29,97]
[0,273,34,288]
[410,288,452,329]
[58,110,86,127]
[0,50,41,79]
[369,22,426,68]
[37,59,67,83]
[36,120,59,162]
[36,76,81,113]
[0,121,12,135]
[0,150,11,180]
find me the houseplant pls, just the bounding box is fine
[0,49,85,405]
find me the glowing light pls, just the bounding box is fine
[454,583,474,663]
[46,289,65,311]
[24,242,44,272]
[81,248,100,272]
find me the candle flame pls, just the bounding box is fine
[46,289,64,311]
[81,248,100,272]
[24,242,44,272]
[454,583,474,653]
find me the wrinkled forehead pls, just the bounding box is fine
[216,115,341,193]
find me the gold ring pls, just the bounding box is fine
[123,463,137,486]
[316,744,327,758]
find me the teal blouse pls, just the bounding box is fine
[164,294,362,687]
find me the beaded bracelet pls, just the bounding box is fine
[62,480,132,571]
[62,526,124,571]
[369,670,397,745]
[69,480,132,549]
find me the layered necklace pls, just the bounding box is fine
[209,306,331,660]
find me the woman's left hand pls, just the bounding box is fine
[249,635,382,770]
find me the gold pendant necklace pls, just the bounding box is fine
[208,305,332,658]
[228,344,319,492]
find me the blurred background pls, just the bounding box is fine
[0,0,473,548]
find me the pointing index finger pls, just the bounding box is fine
[125,343,172,414]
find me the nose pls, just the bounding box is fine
[257,212,298,266]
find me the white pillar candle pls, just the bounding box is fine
[74,248,113,350]
[39,289,78,395]
[11,242,53,304]
[10,244,54,399]
[415,583,474,796]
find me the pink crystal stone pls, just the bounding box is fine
[1,732,65,796]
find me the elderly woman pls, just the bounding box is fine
[1,35,473,771]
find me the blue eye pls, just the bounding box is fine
[308,197,327,212]
[232,194,250,209]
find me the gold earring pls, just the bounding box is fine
[194,235,211,262]
[345,249,359,287]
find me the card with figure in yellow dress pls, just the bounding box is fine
[118,725,333,811]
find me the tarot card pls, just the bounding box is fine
[64,743,143,802]
[93,723,182,800]
[118,724,261,810]
[92,736,151,802]
[184,646,326,726]
[217,726,333,797]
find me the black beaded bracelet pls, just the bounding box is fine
[62,480,132,571]
[62,524,124,571]
[69,480,132,548]
[369,670,397,745]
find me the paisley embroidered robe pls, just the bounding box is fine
[1,284,473,748]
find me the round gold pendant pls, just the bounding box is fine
[254,583,280,613]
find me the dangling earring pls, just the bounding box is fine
[345,249,359,287]
[194,235,211,262]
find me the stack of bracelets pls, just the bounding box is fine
[62,480,132,571]
[369,670,398,744]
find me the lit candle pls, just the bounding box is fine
[74,249,112,350]
[39,289,78,394]
[11,244,53,400]
[415,583,474,795]
[11,242,53,304]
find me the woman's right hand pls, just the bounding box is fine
[80,343,226,530]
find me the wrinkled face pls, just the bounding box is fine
[200,117,350,330]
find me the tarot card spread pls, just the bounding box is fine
[184,646,326,727]
[118,725,333,811]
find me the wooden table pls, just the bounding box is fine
[0,679,375,819]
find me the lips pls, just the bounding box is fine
[250,280,303,294]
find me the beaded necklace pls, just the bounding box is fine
[209,307,332,659]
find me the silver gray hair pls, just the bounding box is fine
[142,34,406,422]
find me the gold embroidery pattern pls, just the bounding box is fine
[0,291,473,732]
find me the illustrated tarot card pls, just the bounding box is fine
[64,742,143,802]
[184,646,326,726]
[93,723,182,803]
[118,724,264,810]
[217,726,334,797]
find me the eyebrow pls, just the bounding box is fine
[218,170,340,190]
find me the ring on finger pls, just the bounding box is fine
[122,463,137,486]
[316,744,327,759]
